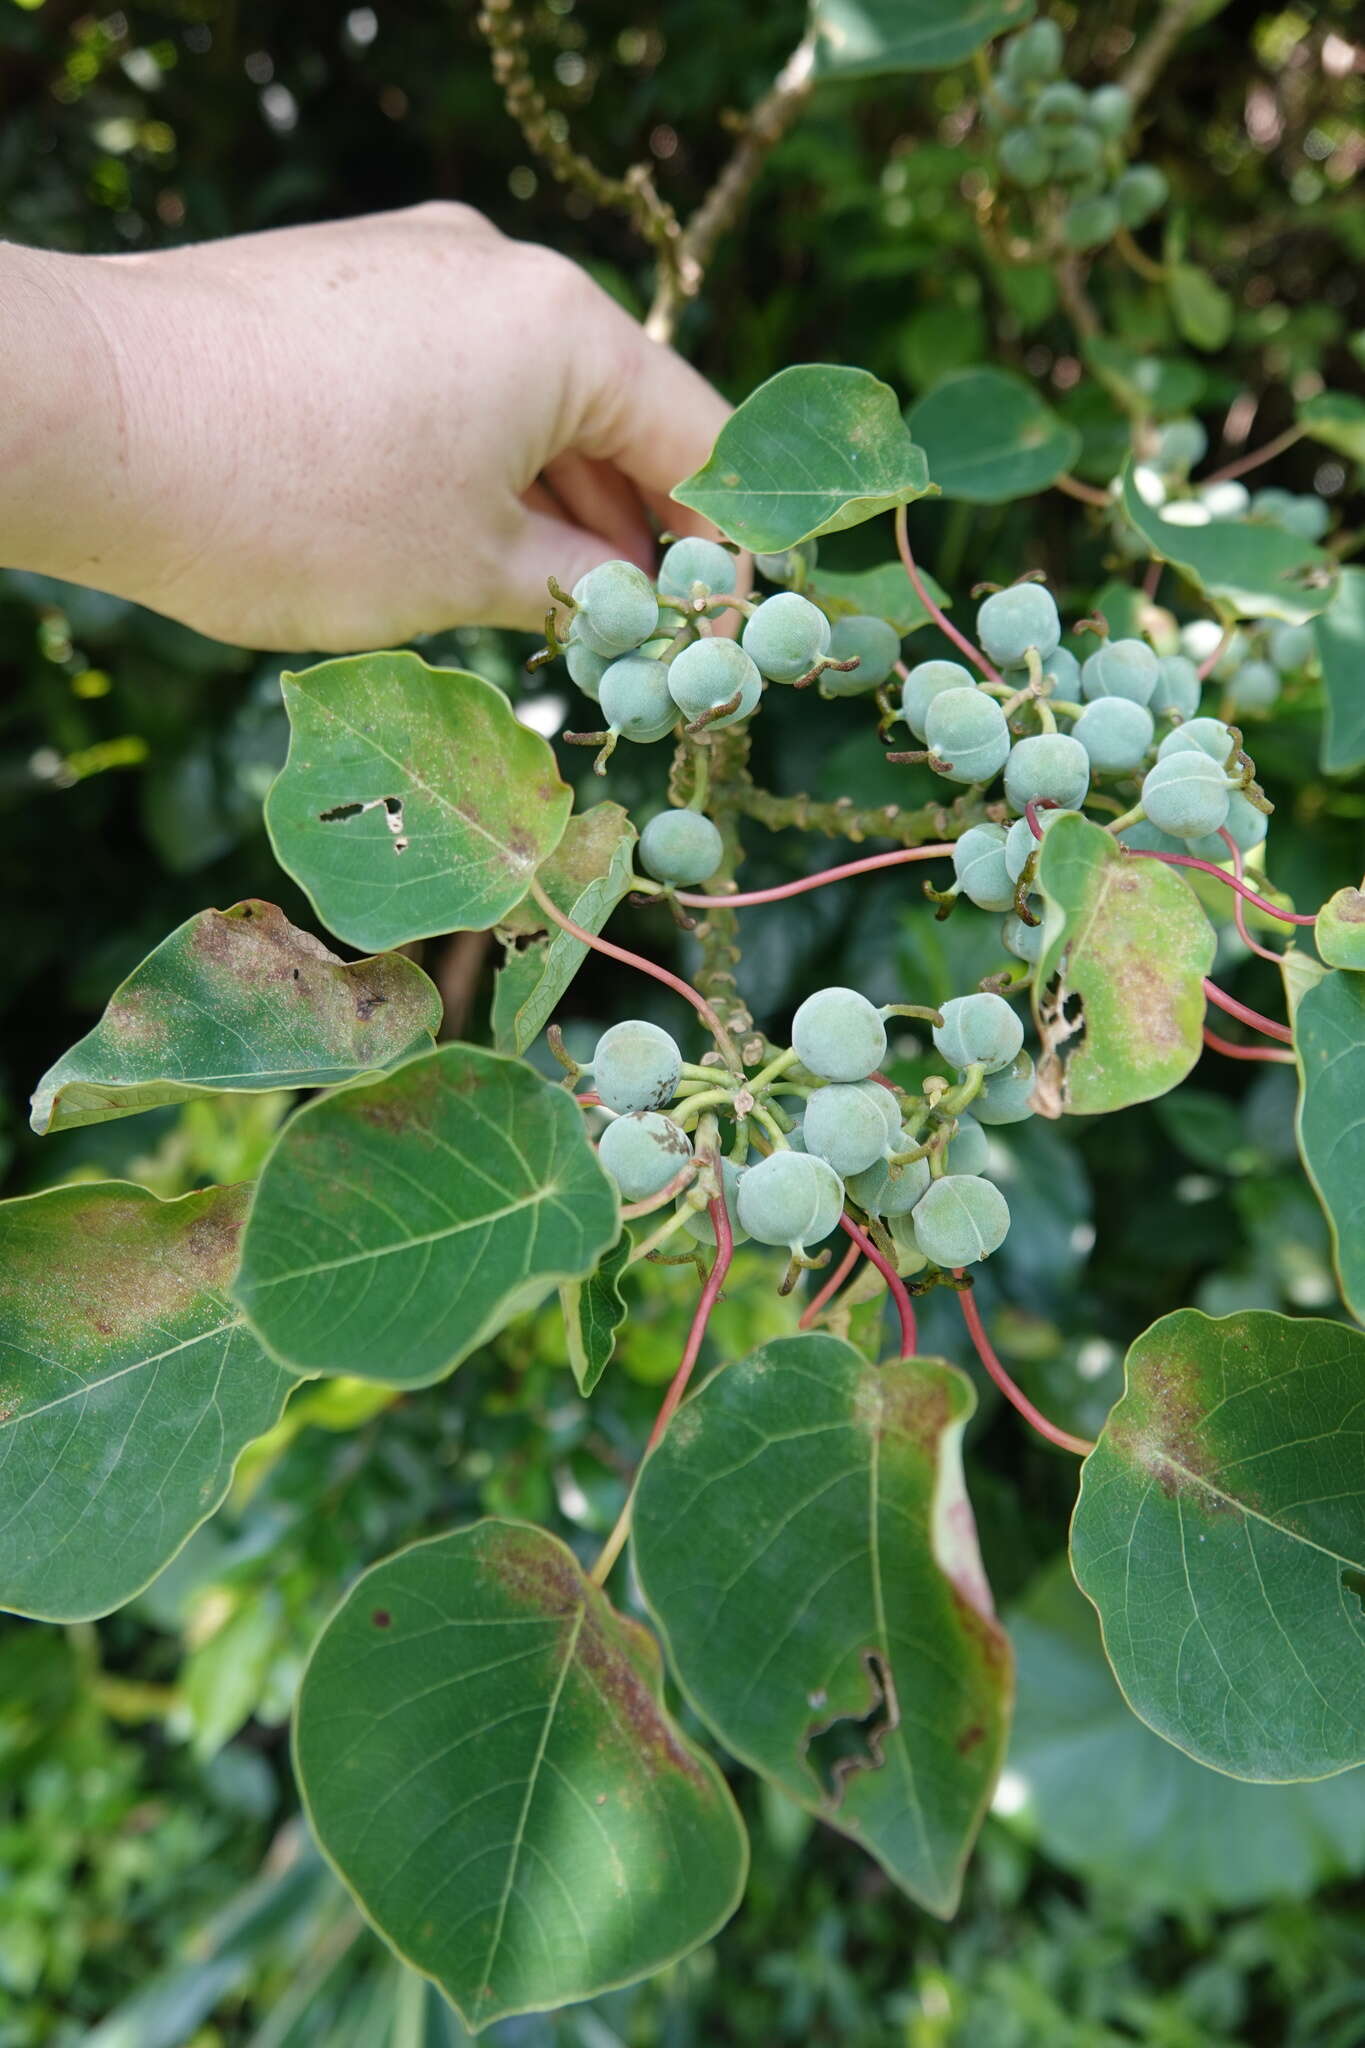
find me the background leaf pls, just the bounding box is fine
[1294,967,1365,1320]
[633,1333,1011,1916]
[492,805,637,1057]
[1298,390,1365,465]
[812,0,1034,78]
[562,1235,630,1397]
[265,654,571,951]
[1071,1308,1365,1781]
[908,368,1081,504]
[293,1520,747,2030]
[1167,262,1234,352]
[1032,813,1215,1115]
[1121,466,1333,622]
[0,1182,290,1621]
[30,901,441,1135]
[1314,565,1365,776]
[809,560,951,634]
[671,366,932,553]
[235,1044,619,1388]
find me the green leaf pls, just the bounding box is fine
[809,561,951,636]
[1316,889,1365,971]
[562,1235,630,1397]
[1006,1559,1365,1911]
[265,653,572,951]
[672,367,932,554]
[1281,943,1329,1021]
[1032,813,1216,1115]
[908,369,1082,504]
[293,1520,747,2030]
[235,1044,619,1388]
[1090,577,1148,642]
[1082,339,1206,416]
[1298,390,1365,466]
[0,1182,290,1622]
[492,805,637,1057]
[813,0,1034,78]
[633,1333,1011,1916]
[1120,464,1334,623]
[1071,1308,1365,1781]
[1294,968,1365,1321]
[1314,566,1365,775]
[1166,262,1234,352]
[30,900,442,1135]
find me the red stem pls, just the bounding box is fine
[894,505,1003,684]
[1124,847,1316,924]
[1142,558,1163,601]
[1219,828,1284,965]
[798,1238,862,1329]
[1203,977,1294,1045]
[1195,621,1237,683]
[839,1214,917,1358]
[1024,796,1061,842]
[1203,1024,1296,1065]
[644,1193,734,1456]
[674,842,956,910]
[955,1284,1095,1457]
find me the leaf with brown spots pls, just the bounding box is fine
[1316,888,1365,972]
[30,901,442,1135]
[1071,1308,1365,1781]
[1293,967,1365,1319]
[265,653,571,951]
[1032,812,1216,1116]
[492,804,637,1057]
[632,1333,1011,1915]
[0,1182,291,1621]
[293,1519,746,2030]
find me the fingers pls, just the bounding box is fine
[540,452,654,569]
[495,505,637,633]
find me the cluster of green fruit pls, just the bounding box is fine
[582,986,1038,1280]
[1180,614,1319,722]
[1135,432,1332,540]
[556,541,902,779]
[983,18,1166,250]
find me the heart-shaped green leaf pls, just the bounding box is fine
[672,367,932,554]
[0,1182,290,1622]
[294,1520,747,2030]
[30,900,442,1135]
[908,368,1082,503]
[1294,967,1365,1320]
[1071,1308,1365,1781]
[813,0,1034,78]
[1298,391,1365,466]
[265,653,572,951]
[235,1044,619,1387]
[633,1333,1011,1915]
[1314,566,1365,776]
[1121,465,1333,623]
[562,1235,630,1397]
[1032,813,1215,1115]
[492,804,637,1057]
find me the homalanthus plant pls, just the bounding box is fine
[4,0,1365,2032]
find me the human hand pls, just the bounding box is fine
[0,205,732,651]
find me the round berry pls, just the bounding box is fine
[1281,494,1330,542]
[1085,82,1132,138]
[952,823,1014,912]
[754,541,817,584]
[1115,163,1168,228]
[1187,789,1270,862]
[680,1157,750,1247]
[824,614,901,694]
[912,1174,1011,1268]
[638,808,724,887]
[847,1146,931,1219]
[1119,818,1188,856]
[1250,487,1295,524]
[1034,80,1088,120]
[1080,638,1159,705]
[600,656,678,742]
[656,538,737,603]
[590,1020,683,1114]
[1005,808,1066,883]
[741,593,832,682]
[946,1113,990,1177]
[1154,418,1207,474]
[902,659,978,740]
[933,992,1025,1075]
[598,1111,693,1201]
[925,689,1012,785]
[1150,653,1201,719]
[1268,621,1314,674]
[737,1150,845,1251]
[666,638,762,728]
[1141,752,1232,840]
[1199,480,1251,520]
[1048,123,1104,180]
[999,128,1051,188]
[1002,17,1064,84]
[573,560,660,657]
[1157,716,1236,766]
[1071,697,1155,774]
[1004,732,1090,813]
[791,986,887,1083]
[1064,193,1120,249]
[977,585,1061,667]
[1042,645,1082,698]
[1179,619,1244,679]
[1226,659,1280,714]
[803,1080,900,1178]
[974,1050,1037,1126]
[1002,910,1045,964]
[566,638,610,701]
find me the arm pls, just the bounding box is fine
[0,205,731,651]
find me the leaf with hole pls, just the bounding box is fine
[492,805,637,1058]
[0,1182,291,1622]
[234,1044,619,1388]
[1032,813,1215,1115]
[265,653,571,951]
[1121,465,1333,623]
[30,900,442,1135]
[293,1520,747,2030]
[633,1332,1011,1915]
[812,0,1035,78]
[672,366,932,554]
[1314,566,1365,776]
[1071,1308,1365,1780]
[1293,967,1365,1320]
[908,369,1081,504]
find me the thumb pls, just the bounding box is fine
[494,505,642,634]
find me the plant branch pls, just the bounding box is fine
[1202,423,1305,485]
[798,1238,862,1329]
[839,1215,917,1359]
[1119,0,1206,106]
[956,1284,1095,1456]
[1203,977,1293,1044]
[675,841,957,910]
[895,506,1002,682]
[1219,828,1284,964]
[1203,1025,1296,1065]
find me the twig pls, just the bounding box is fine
[1219,828,1284,964]
[799,1238,862,1329]
[1203,978,1293,1045]
[956,1285,1095,1456]
[895,506,1003,683]
[1202,423,1305,485]
[1124,847,1316,924]
[1120,0,1206,105]
[1203,1025,1296,1065]
[839,1215,917,1359]
[1054,473,1111,508]
[674,842,956,910]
